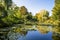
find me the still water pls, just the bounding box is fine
[24,31,52,40]
[8,30,52,40]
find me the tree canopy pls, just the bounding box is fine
[35,10,49,22]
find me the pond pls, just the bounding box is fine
[20,31,52,40]
[8,30,52,40]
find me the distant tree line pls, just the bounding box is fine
[0,0,60,28]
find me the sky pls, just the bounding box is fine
[12,0,54,16]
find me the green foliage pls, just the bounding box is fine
[0,0,36,27]
[52,0,60,20]
[4,0,12,9]
[35,10,49,22]
[2,6,23,26]
[51,0,60,32]
[51,0,60,40]
[0,4,7,18]
[20,6,28,15]
[0,0,21,27]
[26,12,32,20]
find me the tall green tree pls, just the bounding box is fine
[52,0,60,40]
[52,0,60,20]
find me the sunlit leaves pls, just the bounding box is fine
[20,6,28,15]
[35,10,49,22]
[13,7,21,19]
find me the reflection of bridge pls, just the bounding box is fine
[0,23,59,39]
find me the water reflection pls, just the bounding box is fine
[8,30,52,40]
[7,25,60,40]
[25,31,52,40]
[7,31,26,40]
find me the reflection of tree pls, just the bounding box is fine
[37,26,49,34]
[7,27,28,40]
[52,35,60,40]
